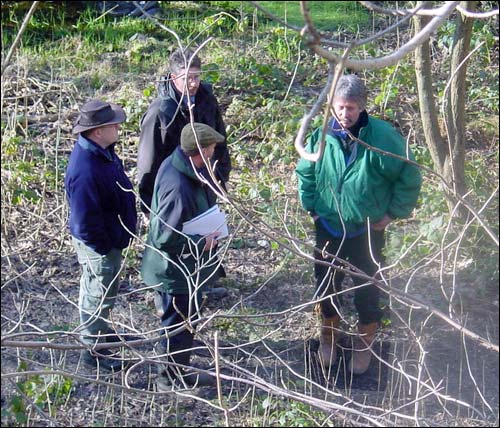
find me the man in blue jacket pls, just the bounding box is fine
[65,100,137,371]
[296,75,422,376]
[141,122,225,390]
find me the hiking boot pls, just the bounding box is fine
[348,322,378,375]
[81,348,125,372]
[318,315,341,370]
[156,368,215,391]
[105,332,142,344]
[154,292,164,318]
[204,287,228,300]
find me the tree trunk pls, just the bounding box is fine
[414,1,474,218]
[444,0,476,218]
[414,5,447,173]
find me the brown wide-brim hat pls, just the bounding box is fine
[72,99,126,134]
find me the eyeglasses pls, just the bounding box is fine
[173,71,201,83]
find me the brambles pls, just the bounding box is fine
[1,2,498,427]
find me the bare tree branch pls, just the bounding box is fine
[1,1,39,73]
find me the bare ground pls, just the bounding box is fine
[1,210,499,426]
[1,37,499,427]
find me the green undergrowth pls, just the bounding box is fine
[1,3,498,425]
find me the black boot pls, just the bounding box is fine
[155,343,215,390]
[156,366,215,391]
[81,348,125,372]
[104,331,142,344]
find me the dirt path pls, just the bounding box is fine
[2,231,498,426]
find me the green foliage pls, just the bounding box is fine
[230,55,287,92]
[3,362,73,426]
[368,62,417,118]
[203,62,221,84]
[1,128,66,205]
[240,1,369,32]
[201,12,243,36]
[117,94,150,132]
[252,396,332,427]
[435,18,498,114]
[265,27,303,62]
[3,155,41,206]
[2,395,27,426]
[384,141,498,288]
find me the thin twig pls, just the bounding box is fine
[2,1,40,73]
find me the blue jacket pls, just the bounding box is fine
[65,135,137,254]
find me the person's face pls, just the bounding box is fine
[94,123,120,147]
[172,67,201,97]
[99,123,120,146]
[333,97,363,129]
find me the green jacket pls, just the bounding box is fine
[141,147,219,294]
[295,116,422,233]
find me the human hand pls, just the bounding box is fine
[203,232,221,251]
[371,214,392,231]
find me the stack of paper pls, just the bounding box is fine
[181,204,229,239]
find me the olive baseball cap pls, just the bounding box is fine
[180,123,225,152]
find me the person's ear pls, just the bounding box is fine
[86,128,99,140]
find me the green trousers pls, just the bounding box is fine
[72,237,122,345]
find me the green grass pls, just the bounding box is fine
[221,1,370,32]
[2,2,368,65]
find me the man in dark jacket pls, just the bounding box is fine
[138,47,231,308]
[137,47,231,215]
[65,100,138,371]
[296,75,422,377]
[141,122,226,390]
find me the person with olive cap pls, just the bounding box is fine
[65,99,138,371]
[141,122,226,390]
[138,47,231,310]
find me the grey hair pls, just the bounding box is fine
[169,48,202,74]
[334,74,367,110]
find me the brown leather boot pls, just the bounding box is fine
[318,314,341,369]
[348,322,378,375]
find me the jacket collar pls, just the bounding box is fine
[329,110,369,141]
[171,146,210,183]
[158,74,207,104]
[77,134,115,162]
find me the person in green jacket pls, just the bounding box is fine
[141,122,225,390]
[295,74,422,376]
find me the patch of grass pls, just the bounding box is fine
[229,1,370,32]
[3,362,73,425]
[244,395,333,427]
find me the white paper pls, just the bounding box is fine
[181,205,229,239]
